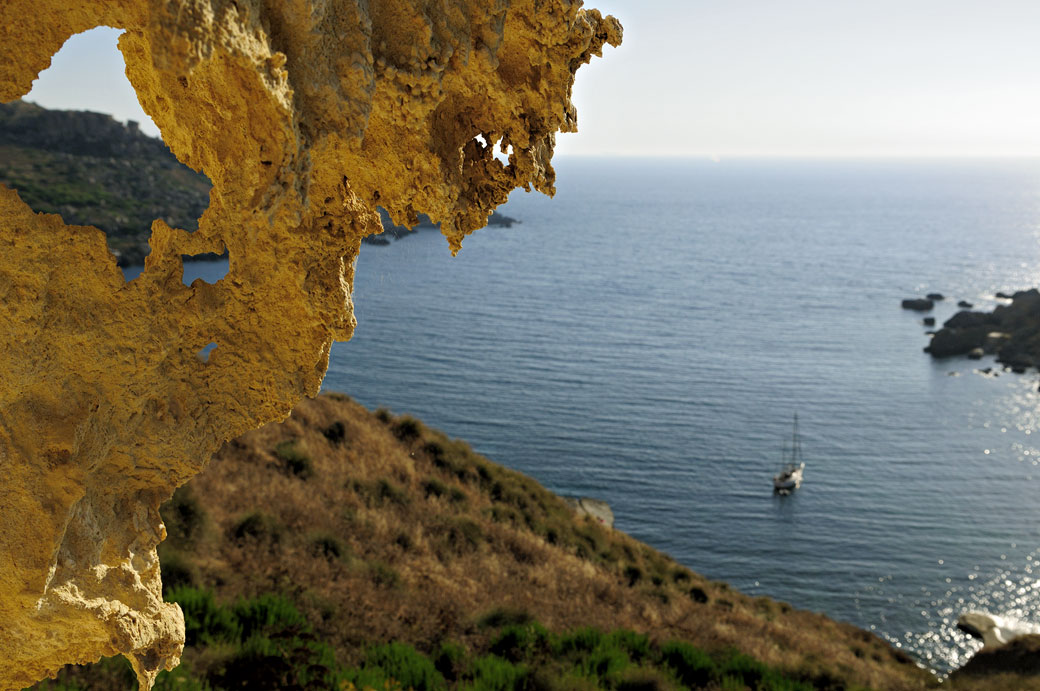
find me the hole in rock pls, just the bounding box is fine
[1,26,212,274]
[493,142,513,164]
[471,133,510,164]
[181,254,230,286]
[197,342,217,362]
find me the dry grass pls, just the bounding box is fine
[162,392,935,690]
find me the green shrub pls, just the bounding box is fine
[557,628,604,656]
[311,533,347,561]
[660,640,715,689]
[377,479,410,506]
[273,439,313,479]
[212,630,345,689]
[581,644,630,682]
[362,642,445,691]
[449,487,468,504]
[616,667,673,691]
[368,561,402,589]
[230,512,283,543]
[424,439,448,465]
[231,593,308,641]
[689,587,709,604]
[624,565,643,586]
[606,630,651,663]
[465,655,529,691]
[374,407,393,423]
[153,662,213,690]
[434,641,467,682]
[167,587,241,646]
[391,416,422,443]
[444,518,483,553]
[160,485,208,548]
[478,608,533,629]
[490,623,550,662]
[323,420,347,445]
[423,478,448,499]
[157,546,198,594]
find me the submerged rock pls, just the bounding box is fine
[563,496,615,529]
[902,298,934,311]
[957,611,1040,649]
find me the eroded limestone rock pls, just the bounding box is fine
[0,2,620,687]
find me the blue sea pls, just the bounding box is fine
[177,158,1040,673]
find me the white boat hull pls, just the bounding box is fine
[773,462,804,491]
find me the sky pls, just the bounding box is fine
[21,1,1040,157]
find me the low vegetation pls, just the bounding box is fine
[29,394,938,690]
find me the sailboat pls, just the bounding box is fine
[773,413,806,493]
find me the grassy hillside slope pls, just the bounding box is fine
[33,394,939,690]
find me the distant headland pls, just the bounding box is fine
[0,101,518,264]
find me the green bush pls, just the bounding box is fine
[368,561,402,589]
[391,416,422,443]
[377,479,410,506]
[231,593,308,641]
[434,641,467,682]
[273,439,313,479]
[323,420,347,445]
[616,667,673,691]
[606,630,651,664]
[581,644,630,683]
[231,512,283,543]
[311,533,348,561]
[157,546,198,594]
[161,485,208,549]
[362,642,445,691]
[465,655,529,691]
[490,623,550,662]
[167,587,241,647]
[478,608,533,629]
[660,640,715,689]
[557,628,604,656]
[153,662,213,690]
[444,518,483,554]
[211,630,345,689]
[423,478,448,499]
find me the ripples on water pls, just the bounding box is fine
[172,158,1040,673]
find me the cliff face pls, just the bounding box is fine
[0,2,620,689]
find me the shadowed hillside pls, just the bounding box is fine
[0,100,211,265]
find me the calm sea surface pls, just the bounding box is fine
[174,158,1040,673]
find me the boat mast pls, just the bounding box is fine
[792,413,803,465]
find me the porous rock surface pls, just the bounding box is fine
[0,2,620,687]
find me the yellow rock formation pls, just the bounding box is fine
[0,2,620,688]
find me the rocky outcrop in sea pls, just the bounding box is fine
[925,289,1040,370]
